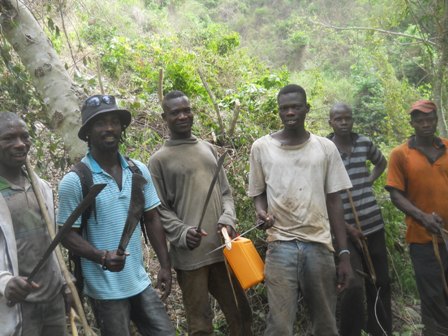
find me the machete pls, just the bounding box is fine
[117,173,147,256]
[197,150,228,232]
[28,183,106,282]
[8,182,106,306]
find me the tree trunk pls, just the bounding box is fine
[434,0,448,136]
[0,0,85,160]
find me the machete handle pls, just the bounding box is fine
[221,227,232,250]
[116,247,125,257]
[6,277,36,307]
[116,247,130,257]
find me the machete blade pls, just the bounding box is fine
[117,173,147,255]
[6,183,106,307]
[197,150,228,232]
[7,183,106,307]
[27,183,107,283]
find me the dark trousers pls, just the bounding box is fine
[338,229,392,336]
[89,285,175,336]
[176,262,253,336]
[410,242,448,335]
[21,292,67,336]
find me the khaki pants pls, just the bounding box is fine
[176,262,253,336]
[21,292,67,336]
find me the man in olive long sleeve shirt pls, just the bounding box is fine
[149,90,252,336]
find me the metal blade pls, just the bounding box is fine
[117,173,147,255]
[206,220,265,255]
[197,150,228,232]
[28,183,107,283]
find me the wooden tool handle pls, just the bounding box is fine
[221,227,232,250]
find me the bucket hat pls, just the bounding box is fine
[78,95,131,141]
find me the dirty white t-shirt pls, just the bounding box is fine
[248,133,351,251]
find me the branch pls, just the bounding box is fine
[96,57,104,94]
[197,68,226,138]
[25,159,96,336]
[158,68,164,106]
[309,19,437,46]
[58,0,79,72]
[227,99,241,139]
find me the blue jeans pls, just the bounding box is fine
[264,240,339,336]
[21,292,67,336]
[89,285,175,336]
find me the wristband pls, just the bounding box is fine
[101,250,109,270]
[338,249,350,257]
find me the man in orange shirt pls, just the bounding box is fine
[386,100,448,335]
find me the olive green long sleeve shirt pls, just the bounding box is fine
[148,137,236,270]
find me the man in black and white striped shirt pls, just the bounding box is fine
[328,103,392,336]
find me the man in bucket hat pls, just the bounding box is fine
[386,100,448,335]
[58,95,175,336]
[77,95,132,141]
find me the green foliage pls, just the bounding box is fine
[0,44,37,111]
[81,22,117,45]
[352,75,387,138]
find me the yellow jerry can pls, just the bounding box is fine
[223,237,265,290]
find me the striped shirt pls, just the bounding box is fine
[57,152,160,300]
[328,133,385,235]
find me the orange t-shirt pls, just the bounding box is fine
[386,137,448,244]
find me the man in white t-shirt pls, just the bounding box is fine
[248,84,353,336]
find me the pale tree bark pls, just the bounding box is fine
[432,0,448,136]
[0,0,85,160]
[405,0,448,136]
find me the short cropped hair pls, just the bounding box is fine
[162,90,188,113]
[329,103,352,118]
[277,84,307,103]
